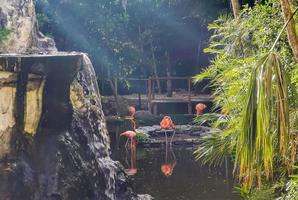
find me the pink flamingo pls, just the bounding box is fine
[160,116,176,145]
[125,144,137,176]
[120,131,136,149]
[127,106,136,118]
[122,130,137,176]
[195,103,207,116]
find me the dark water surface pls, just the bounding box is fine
[111,146,240,200]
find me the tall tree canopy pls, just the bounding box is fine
[35,0,229,82]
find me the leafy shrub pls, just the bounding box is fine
[194,0,298,192]
[136,132,147,142]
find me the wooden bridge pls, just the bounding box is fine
[101,76,212,115]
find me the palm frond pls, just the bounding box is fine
[236,52,295,191]
[194,130,236,167]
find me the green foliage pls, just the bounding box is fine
[237,52,295,191]
[194,129,235,167]
[36,13,49,28]
[235,185,276,200]
[285,172,298,199]
[35,0,227,81]
[0,29,11,43]
[136,132,147,142]
[277,166,298,200]
[194,113,232,129]
[194,0,298,193]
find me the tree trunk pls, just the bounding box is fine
[165,51,172,97]
[108,79,120,116]
[231,0,241,18]
[107,67,120,115]
[280,0,298,62]
[150,41,162,94]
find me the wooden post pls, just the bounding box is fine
[153,103,158,115]
[148,77,152,113]
[138,92,141,110]
[165,51,172,97]
[108,78,120,115]
[152,77,155,100]
[187,78,192,114]
[114,78,118,96]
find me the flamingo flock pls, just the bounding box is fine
[120,104,207,177]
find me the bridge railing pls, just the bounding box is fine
[146,76,192,113]
[98,76,211,114]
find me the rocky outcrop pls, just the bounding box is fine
[0,54,149,200]
[136,125,213,146]
[0,0,56,53]
[102,96,129,117]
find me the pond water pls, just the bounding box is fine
[111,145,240,200]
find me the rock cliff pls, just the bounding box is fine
[0,0,56,53]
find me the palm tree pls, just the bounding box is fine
[231,0,241,18]
[194,2,298,192]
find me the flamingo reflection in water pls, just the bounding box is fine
[160,116,176,145]
[161,143,177,177]
[124,144,137,176]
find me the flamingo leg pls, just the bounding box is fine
[130,144,133,168]
[130,138,133,149]
[132,145,136,168]
[125,138,129,149]
[170,130,175,145]
[165,136,168,163]
[164,131,168,146]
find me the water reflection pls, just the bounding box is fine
[124,145,137,176]
[109,123,239,200]
[111,146,240,200]
[161,144,176,177]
